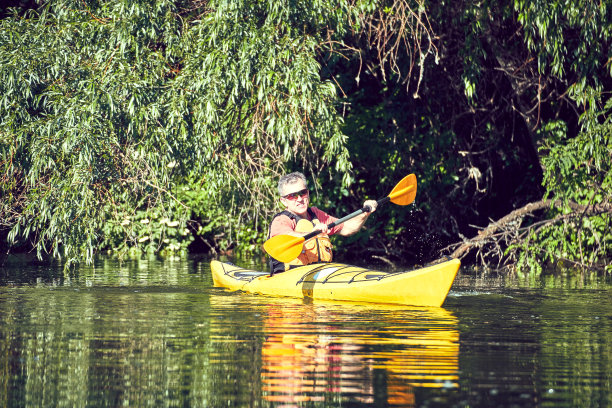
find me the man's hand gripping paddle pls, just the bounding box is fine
[263,174,417,263]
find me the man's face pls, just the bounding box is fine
[280,180,309,217]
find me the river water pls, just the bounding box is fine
[0,255,610,407]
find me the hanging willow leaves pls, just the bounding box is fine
[0,0,360,265]
[1,0,610,273]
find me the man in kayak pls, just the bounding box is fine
[268,171,378,274]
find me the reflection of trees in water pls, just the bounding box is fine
[1,269,458,407]
[1,264,610,407]
[2,281,611,408]
[1,285,217,407]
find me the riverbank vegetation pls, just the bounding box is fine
[1,0,610,274]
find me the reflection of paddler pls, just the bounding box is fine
[261,307,373,404]
[260,303,459,406]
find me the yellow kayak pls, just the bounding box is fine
[210,258,460,307]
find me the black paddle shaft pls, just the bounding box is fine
[301,196,391,241]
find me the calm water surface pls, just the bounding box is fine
[0,255,610,407]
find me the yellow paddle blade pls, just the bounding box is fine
[388,174,417,205]
[263,234,305,263]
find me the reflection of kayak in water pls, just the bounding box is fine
[256,300,460,405]
[210,258,460,307]
[207,294,460,405]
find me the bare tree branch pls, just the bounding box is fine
[445,199,612,263]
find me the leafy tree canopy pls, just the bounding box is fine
[1,0,610,273]
[1,0,358,265]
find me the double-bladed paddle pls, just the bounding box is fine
[263,174,417,263]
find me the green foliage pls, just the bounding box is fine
[515,94,612,274]
[1,0,610,275]
[321,0,611,271]
[99,197,193,258]
[514,0,611,80]
[332,83,462,262]
[1,0,185,266]
[168,0,355,225]
[0,0,357,265]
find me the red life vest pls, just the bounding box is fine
[268,208,334,275]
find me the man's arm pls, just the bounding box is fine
[336,199,378,236]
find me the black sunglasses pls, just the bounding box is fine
[282,188,309,200]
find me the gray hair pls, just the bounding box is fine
[278,172,307,196]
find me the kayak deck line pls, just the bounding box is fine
[297,264,357,285]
